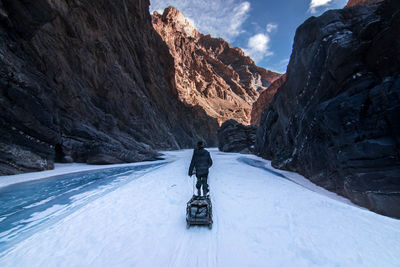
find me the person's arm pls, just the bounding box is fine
[188,150,196,176]
[208,152,213,168]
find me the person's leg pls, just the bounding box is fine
[196,177,201,196]
[201,176,209,196]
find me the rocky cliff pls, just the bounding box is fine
[345,0,384,8]
[152,7,281,125]
[218,120,257,153]
[0,0,218,175]
[256,0,400,217]
[251,74,286,125]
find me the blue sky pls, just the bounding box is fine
[150,0,348,73]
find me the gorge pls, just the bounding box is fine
[0,0,398,218]
[152,6,281,126]
[0,0,220,174]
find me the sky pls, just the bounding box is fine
[150,0,348,73]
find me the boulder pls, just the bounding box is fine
[218,120,257,153]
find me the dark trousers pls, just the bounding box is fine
[196,174,209,196]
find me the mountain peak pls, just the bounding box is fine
[154,6,199,39]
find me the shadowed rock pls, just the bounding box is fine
[0,0,218,175]
[218,120,257,153]
[256,0,400,218]
[251,74,287,125]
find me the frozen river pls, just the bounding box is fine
[0,149,399,266]
[0,162,166,255]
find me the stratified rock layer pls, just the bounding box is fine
[256,0,400,217]
[152,7,281,125]
[0,0,218,175]
[218,120,257,153]
[251,74,286,125]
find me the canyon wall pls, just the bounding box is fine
[251,74,286,125]
[0,0,218,175]
[152,7,281,125]
[345,0,384,8]
[256,0,400,217]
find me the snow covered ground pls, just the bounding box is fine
[0,149,399,266]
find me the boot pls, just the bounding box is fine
[203,189,209,198]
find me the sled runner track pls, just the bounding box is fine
[169,196,218,266]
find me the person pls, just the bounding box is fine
[188,141,213,197]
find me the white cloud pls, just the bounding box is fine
[248,34,270,54]
[243,22,278,63]
[243,33,273,63]
[266,23,278,33]
[309,0,333,13]
[150,0,251,42]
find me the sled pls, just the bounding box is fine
[186,195,213,229]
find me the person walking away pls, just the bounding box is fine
[188,141,213,197]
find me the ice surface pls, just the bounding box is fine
[0,149,399,266]
[0,163,167,255]
[0,160,168,189]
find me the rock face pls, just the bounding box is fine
[251,74,286,125]
[152,7,281,125]
[218,120,257,153]
[0,0,219,175]
[256,0,400,217]
[345,0,384,8]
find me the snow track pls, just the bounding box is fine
[0,149,399,266]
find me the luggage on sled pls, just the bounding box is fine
[186,195,213,229]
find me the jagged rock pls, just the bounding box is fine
[345,0,384,8]
[152,7,281,125]
[256,0,400,218]
[251,74,286,125]
[0,0,218,175]
[218,120,257,153]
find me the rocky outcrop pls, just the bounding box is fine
[152,7,281,125]
[256,0,400,217]
[0,0,219,175]
[345,0,384,8]
[218,120,257,153]
[251,74,286,125]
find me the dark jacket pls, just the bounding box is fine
[188,148,213,176]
